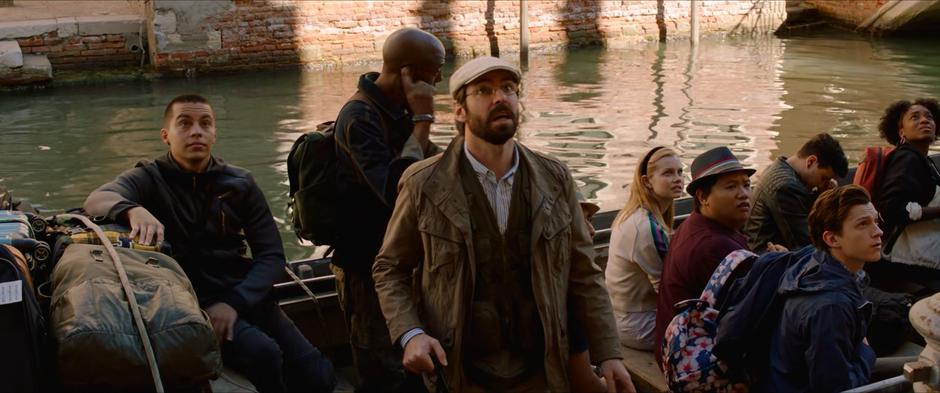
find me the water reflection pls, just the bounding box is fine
[1,30,939,260]
[773,33,940,159]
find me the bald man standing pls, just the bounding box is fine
[331,27,445,392]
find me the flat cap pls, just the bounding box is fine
[449,56,522,98]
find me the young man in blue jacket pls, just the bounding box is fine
[84,94,336,393]
[760,184,880,392]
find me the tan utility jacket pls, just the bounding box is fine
[373,137,621,392]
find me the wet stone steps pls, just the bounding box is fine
[0,40,51,87]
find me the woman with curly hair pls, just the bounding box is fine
[872,98,940,286]
[605,146,684,350]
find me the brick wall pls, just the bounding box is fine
[17,31,140,70]
[807,0,887,27]
[153,0,786,73]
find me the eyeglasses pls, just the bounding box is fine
[467,83,520,99]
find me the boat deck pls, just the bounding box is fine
[621,345,668,393]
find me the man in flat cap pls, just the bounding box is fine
[373,56,635,392]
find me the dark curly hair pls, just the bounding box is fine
[796,133,849,178]
[878,98,940,146]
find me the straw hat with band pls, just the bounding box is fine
[449,56,522,99]
[686,146,756,195]
[575,192,601,216]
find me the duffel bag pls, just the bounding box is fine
[51,243,221,391]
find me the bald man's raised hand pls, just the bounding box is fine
[401,66,434,153]
[401,66,435,118]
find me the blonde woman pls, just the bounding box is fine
[605,146,684,350]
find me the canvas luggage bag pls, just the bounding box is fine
[51,242,221,390]
[0,245,48,393]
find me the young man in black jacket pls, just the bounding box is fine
[744,133,848,252]
[84,94,336,393]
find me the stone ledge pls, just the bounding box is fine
[0,17,87,40]
[0,19,58,40]
[56,17,78,37]
[76,15,143,35]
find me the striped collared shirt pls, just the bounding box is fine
[464,143,520,234]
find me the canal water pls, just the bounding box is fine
[2,29,939,260]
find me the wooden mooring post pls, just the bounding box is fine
[690,0,700,45]
[520,0,529,66]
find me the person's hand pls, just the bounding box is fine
[766,242,788,253]
[126,206,164,245]
[401,66,435,153]
[402,333,448,374]
[206,302,238,342]
[401,66,435,120]
[599,359,636,393]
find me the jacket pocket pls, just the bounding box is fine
[418,215,463,276]
[541,205,572,275]
[216,191,243,237]
[541,203,572,240]
[417,214,464,332]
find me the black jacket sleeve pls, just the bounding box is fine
[769,182,813,250]
[336,102,430,209]
[337,103,398,208]
[83,165,154,222]
[219,174,287,314]
[877,148,935,247]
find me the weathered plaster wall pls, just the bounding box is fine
[152,0,786,73]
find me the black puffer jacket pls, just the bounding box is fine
[84,153,285,314]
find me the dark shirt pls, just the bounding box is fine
[744,157,814,251]
[875,143,940,253]
[333,72,430,272]
[759,249,875,392]
[83,154,285,314]
[654,211,748,363]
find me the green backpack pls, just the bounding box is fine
[287,92,376,246]
[287,121,339,246]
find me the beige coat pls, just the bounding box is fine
[372,137,621,392]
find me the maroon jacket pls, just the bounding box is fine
[654,211,748,364]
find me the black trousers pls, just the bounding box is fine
[221,300,337,393]
[332,264,427,393]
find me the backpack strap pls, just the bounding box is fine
[334,91,403,203]
[699,249,757,306]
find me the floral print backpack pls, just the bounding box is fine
[661,249,757,393]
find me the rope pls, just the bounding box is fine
[283,266,327,332]
[58,214,164,393]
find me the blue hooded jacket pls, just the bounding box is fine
[758,249,876,392]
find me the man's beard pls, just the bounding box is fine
[466,103,518,145]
